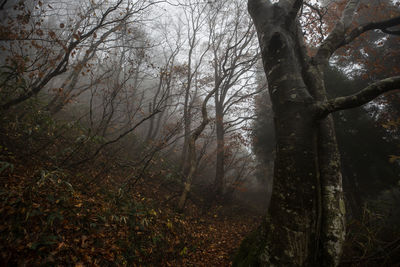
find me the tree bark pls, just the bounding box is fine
[234,1,338,265]
[177,87,217,211]
[235,0,400,266]
[214,94,225,196]
[236,2,321,265]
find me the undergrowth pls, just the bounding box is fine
[0,102,260,266]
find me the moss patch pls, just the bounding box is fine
[232,226,266,267]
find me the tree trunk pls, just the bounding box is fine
[178,137,197,211]
[145,102,156,143]
[317,117,346,266]
[180,90,192,178]
[242,16,320,266]
[180,70,193,178]
[177,82,217,211]
[214,98,225,196]
[234,1,345,266]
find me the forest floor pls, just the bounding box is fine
[133,180,263,266]
[0,151,262,266]
[1,112,399,266]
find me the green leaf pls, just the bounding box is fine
[180,246,188,255]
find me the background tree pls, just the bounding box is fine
[207,0,259,197]
[177,83,217,210]
[0,0,159,110]
[177,0,211,177]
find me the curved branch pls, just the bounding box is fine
[342,15,400,46]
[68,109,162,167]
[316,76,400,118]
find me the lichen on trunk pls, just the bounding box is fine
[236,0,347,266]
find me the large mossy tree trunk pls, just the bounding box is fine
[234,0,400,266]
[235,0,358,266]
[234,2,333,265]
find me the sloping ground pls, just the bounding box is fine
[133,177,264,266]
[160,206,260,266]
[0,154,261,266]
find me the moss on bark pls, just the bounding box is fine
[233,226,265,267]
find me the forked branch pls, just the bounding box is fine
[314,0,360,63]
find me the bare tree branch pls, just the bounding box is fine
[342,15,400,46]
[315,2,400,65]
[70,109,162,167]
[317,76,400,118]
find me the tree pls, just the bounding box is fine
[0,0,159,111]
[234,0,400,266]
[45,20,149,115]
[177,80,217,211]
[177,0,211,177]
[207,0,259,197]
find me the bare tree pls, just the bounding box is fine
[177,84,217,211]
[207,0,260,196]
[0,0,160,111]
[177,0,212,176]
